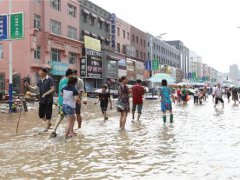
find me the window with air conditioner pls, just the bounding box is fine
[67,4,76,18]
[34,14,41,29]
[50,0,60,11]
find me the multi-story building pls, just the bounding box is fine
[189,51,203,79]
[229,64,239,83]
[0,0,83,92]
[165,40,189,79]
[115,17,131,79]
[79,0,124,90]
[146,33,181,81]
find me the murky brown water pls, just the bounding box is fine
[1,98,240,180]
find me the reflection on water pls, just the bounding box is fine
[1,98,240,179]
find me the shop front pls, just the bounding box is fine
[81,36,103,91]
[126,58,136,84]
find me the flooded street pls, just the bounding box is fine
[1,98,240,180]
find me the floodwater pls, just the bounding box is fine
[1,98,240,180]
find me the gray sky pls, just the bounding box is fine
[91,0,240,73]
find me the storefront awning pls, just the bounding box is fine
[107,55,120,61]
[105,20,110,25]
[83,30,90,36]
[82,9,90,15]
[98,36,105,41]
[90,13,97,19]
[91,33,98,38]
[99,17,105,22]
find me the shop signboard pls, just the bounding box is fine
[10,12,24,39]
[84,35,101,52]
[127,59,136,80]
[0,15,8,40]
[49,61,68,76]
[135,61,144,80]
[86,49,103,79]
[106,60,118,78]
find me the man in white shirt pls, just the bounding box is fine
[212,85,216,102]
[193,86,199,104]
[214,83,224,108]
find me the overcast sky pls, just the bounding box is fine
[91,0,240,73]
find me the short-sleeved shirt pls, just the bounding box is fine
[132,84,145,104]
[160,86,172,104]
[76,78,84,94]
[194,88,199,96]
[37,76,54,102]
[182,89,187,96]
[99,92,110,107]
[61,86,79,108]
[58,77,68,106]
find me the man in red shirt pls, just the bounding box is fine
[132,79,145,122]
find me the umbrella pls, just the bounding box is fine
[149,73,176,83]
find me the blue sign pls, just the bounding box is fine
[110,13,116,49]
[0,15,8,40]
[49,61,68,76]
[145,60,151,70]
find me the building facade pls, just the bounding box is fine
[79,0,124,90]
[189,50,203,79]
[146,33,181,82]
[165,40,189,79]
[0,0,83,92]
[229,64,239,83]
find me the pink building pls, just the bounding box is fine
[0,0,83,92]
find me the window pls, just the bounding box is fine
[132,35,135,43]
[68,26,77,40]
[147,52,150,59]
[144,40,146,47]
[90,17,95,25]
[148,41,150,47]
[122,45,126,54]
[123,30,125,39]
[34,14,41,29]
[105,24,109,32]
[0,44,3,59]
[144,53,146,59]
[50,0,60,11]
[136,36,138,44]
[127,32,129,40]
[136,50,139,58]
[67,4,76,18]
[50,19,61,35]
[83,13,87,23]
[98,21,103,29]
[69,52,76,64]
[117,27,120,36]
[33,0,40,2]
[153,43,155,50]
[140,39,142,46]
[140,52,143,59]
[34,46,41,59]
[117,43,120,53]
[51,48,60,62]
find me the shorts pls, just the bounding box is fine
[101,105,108,113]
[215,97,224,105]
[62,105,76,116]
[161,101,172,112]
[132,103,143,114]
[39,102,53,120]
[75,103,81,114]
[182,95,187,101]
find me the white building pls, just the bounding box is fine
[229,64,239,83]
[189,51,203,78]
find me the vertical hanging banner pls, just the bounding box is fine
[0,15,8,40]
[145,60,151,70]
[152,59,159,70]
[10,12,24,39]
